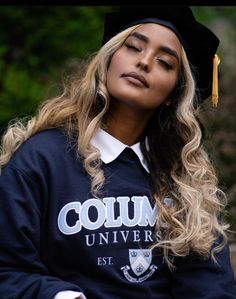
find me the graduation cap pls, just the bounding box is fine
[102,6,220,107]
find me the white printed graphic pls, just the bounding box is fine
[129,249,152,276]
[58,196,158,235]
[121,249,158,282]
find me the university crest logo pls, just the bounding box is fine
[121,249,158,282]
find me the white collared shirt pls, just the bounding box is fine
[91,128,149,173]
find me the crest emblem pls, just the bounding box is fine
[129,249,152,276]
[121,249,158,283]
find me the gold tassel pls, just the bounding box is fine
[211,54,221,107]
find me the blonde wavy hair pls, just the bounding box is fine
[0,24,228,268]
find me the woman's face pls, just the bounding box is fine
[106,23,182,112]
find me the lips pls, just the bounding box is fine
[122,72,149,88]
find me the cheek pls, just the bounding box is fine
[107,53,124,91]
[153,73,178,98]
[106,67,115,95]
[107,52,123,76]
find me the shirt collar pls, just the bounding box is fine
[91,129,149,173]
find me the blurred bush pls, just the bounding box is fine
[0,6,112,130]
[192,7,236,240]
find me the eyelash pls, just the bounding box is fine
[157,58,173,70]
[125,43,173,70]
[125,43,141,52]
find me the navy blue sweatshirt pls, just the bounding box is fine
[0,129,235,299]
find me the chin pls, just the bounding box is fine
[111,96,152,112]
[110,87,144,103]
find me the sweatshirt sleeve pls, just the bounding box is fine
[171,240,236,298]
[0,164,84,299]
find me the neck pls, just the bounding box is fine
[103,101,153,146]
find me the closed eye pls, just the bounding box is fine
[157,58,173,70]
[125,43,141,52]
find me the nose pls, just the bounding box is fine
[137,54,151,72]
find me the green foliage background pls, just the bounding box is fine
[0,6,236,238]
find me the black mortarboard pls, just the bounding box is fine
[102,6,220,105]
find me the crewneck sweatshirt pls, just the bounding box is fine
[0,129,235,299]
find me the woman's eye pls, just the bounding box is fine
[125,43,141,52]
[157,58,173,70]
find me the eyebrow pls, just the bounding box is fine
[129,32,180,63]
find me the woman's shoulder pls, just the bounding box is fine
[27,127,68,143]
[17,128,71,153]
[7,128,78,170]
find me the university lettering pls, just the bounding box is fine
[58,196,158,235]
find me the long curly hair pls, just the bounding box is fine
[0,24,228,268]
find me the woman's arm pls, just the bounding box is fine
[171,240,236,298]
[0,165,85,299]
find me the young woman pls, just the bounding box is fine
[0,6,235,299]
